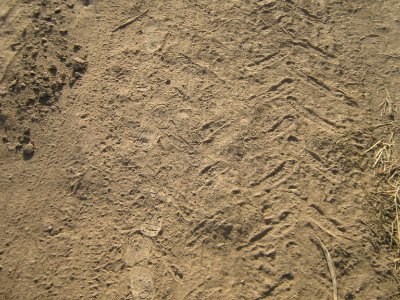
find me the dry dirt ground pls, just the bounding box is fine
[1,0,400,299]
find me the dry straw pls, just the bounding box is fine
[364,90,400,273]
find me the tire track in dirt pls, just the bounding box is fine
[54,1,396,298]
[1,0,400,299]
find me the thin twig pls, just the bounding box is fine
[393,185,400,245]
[201,121,232,143]
[182,276,211,299]
[112,9,149,32]
[315,237,338,300]
[363,140,382,155]
[369,122,395,130]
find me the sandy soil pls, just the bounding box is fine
[1,0,400,299]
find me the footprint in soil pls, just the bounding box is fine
[125,235,154,298]
[125,236,152,266]
[130,267,154,300]
[137,126,160,151]
[140,211,163,237]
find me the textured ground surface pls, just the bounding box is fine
[1,0,400,299]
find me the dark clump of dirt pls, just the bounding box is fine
[1,0,87,156]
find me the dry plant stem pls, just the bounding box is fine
[201,121,232,143]
[367,121,400,251]
[112,9,149,32]
[394,185,400,246]
[379,88,396,118]
[315,237,338,300]
[363,140,382,154]
[370,122,395,130]
[385,88,395,118]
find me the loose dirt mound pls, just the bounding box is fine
[1,0,399,299]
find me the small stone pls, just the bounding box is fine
[2,136,8,143]
[10,42,20,51]
[32,10,40,18]
[22,96,33,107]
[60,29,68,36]
[72,57,87,72]
[49,64,57,75]
[219,223,233,237]
[41,38,48,44]
[73,71,83,79]
[55,7,62,14]
[23,128,30,136]
[82,0,93,6]
[72,57,87,65]
[9,80,17,88]
[23,143,34,156]
[45,282,53,290]
[73,44,81,52]
[44,226,53,233]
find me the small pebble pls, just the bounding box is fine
[44,226,53,233]
[72,57,88,73]
[45,282,53,290]
[73,57,87,65]
[73,44,81,52]
[23,143,34,156]
[49,64,57,75]
[73,71,83,79]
